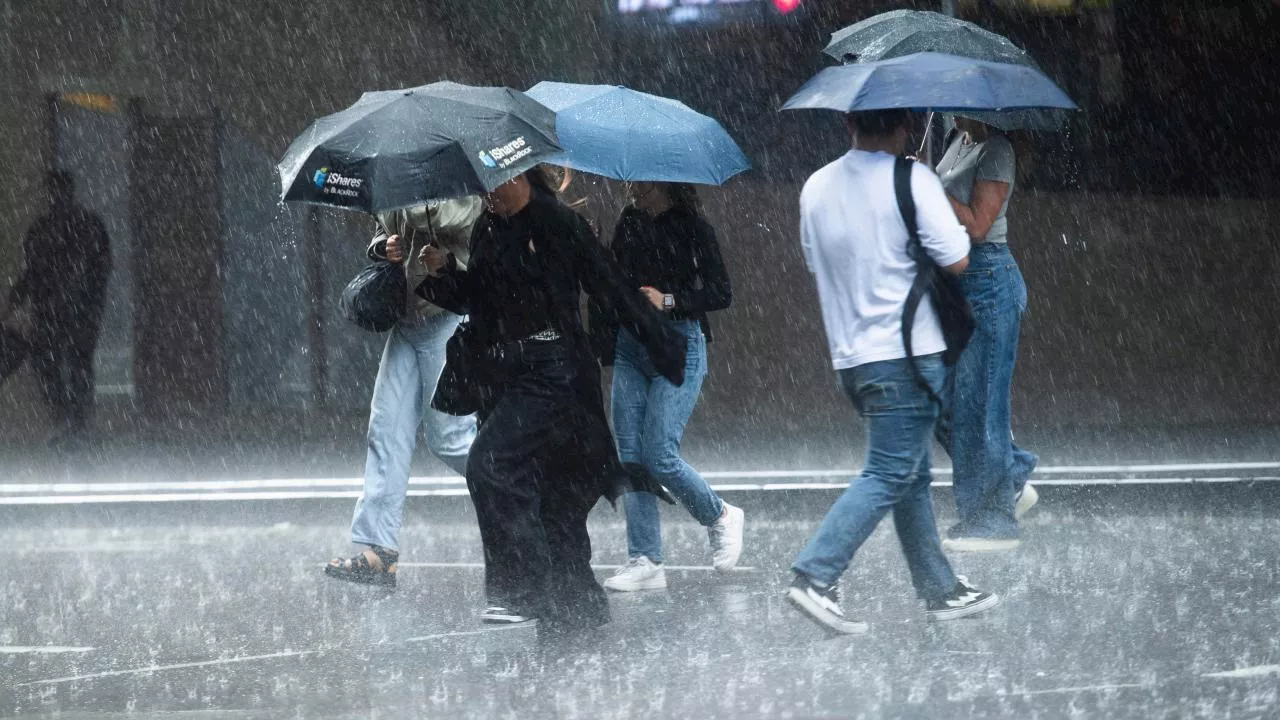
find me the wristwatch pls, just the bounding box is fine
[662,294,675,311]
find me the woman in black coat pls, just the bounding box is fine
[417,168,685,632]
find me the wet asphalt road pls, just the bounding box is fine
[4,487,1280,719]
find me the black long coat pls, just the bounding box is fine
[418,190,685,503]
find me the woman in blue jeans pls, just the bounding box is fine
[324,199,479,587]
[935,119,1039,551]
[593,182,743,591]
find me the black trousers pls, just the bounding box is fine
[466,339,610,630]
[30,316,101,432]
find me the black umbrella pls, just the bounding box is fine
[823,10,1069,131]
[278,82,560,213]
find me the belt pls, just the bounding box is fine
[487,329,564,361]
[526,328,562,342]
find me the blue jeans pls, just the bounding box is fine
[937,243,1038,539]
[793,355,956,602]
[351,312,478,551]
[612,321,723,564]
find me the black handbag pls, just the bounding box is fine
[431,321,490,416]
[894,157,976,403]
[339,261,406,333]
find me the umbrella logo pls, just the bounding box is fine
[313,167,330,189]
[483,137,532,170]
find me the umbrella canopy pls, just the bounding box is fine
[781,52,1077,115]
[278,82,560,213]
[525,82,749,185]
[824,10,1070,130]
[824,9,1033,66]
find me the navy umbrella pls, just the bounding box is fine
[278,82,560,214]
[781,52,1077,115]
[823,10,1069,130]
[525,82,749,185]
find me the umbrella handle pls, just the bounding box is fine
[916,111,935,162]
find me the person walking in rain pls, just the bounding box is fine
[786,109,999,634]
[3,170,111,447]
[933,117,1039,552]
[417,167,686,632]
[324,198,480,588]
[594,181,744,592]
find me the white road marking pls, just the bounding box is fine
[6,476,1280,505]
[5,461,1280,495]
[384,562,758,572]
[0,646,94,654]
[1203,665,1280,679]
[18,649,316,686]
[1007,682,1146,697]
[3,462,1279,505]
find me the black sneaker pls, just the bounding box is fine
[925,576,1000,622]
[785,575,869,635]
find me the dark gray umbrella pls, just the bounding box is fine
[824,10,1033,65]
[278,82,560,214]
[823,10,1070,131]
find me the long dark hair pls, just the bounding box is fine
[524,164,590,209]
[664,183,702,216]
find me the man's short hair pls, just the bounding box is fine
[846,109,913,138]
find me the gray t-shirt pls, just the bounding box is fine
[936,132,1016,245]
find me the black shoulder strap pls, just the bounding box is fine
[894,157,919,247]
[894,157,942,404]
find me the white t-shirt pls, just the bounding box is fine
[800,150,970,370]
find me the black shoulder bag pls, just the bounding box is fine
[894,157,975,403]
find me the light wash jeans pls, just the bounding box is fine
[612,321,722,564]
[350,312,477,551]
[936,242,1038,539]
[793,354,956,602]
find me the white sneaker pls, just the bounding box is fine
[603,556,667,592]
[1014,483,1039,520]
[942,537,1021,552]
[708,503,745,571]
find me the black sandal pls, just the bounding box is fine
[324,546,399,588]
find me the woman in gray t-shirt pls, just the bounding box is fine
[933,119,1038,551]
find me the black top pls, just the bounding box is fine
[12,203,112,321]
[417,190,686,385]
[591,205,732,363]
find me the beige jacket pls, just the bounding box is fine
[367,196,483,319]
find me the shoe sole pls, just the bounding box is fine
[323,564,397,589]
[481,614,536,624]
[927,592,1001,622]
[712,506,746,572]
[942,538,1021,553]
[603,577,668,592]
[785,587,870,636]
[1014,484,1039,520]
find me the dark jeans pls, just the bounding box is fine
[936,243,1038,539]
[792,355,956,602]
[466,338,609,630]
[30,316,100,433]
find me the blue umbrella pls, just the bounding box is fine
[782,52,1077,114]
[526,82,750,185]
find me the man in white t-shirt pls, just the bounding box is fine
[785,109,1001,634]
